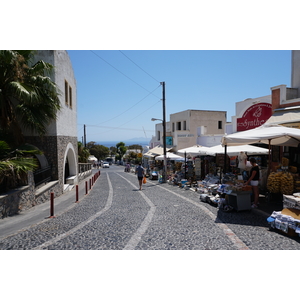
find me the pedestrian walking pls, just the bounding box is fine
[135,162,145,190]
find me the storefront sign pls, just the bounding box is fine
[166,136,173,146]
[177,134,195,138]
[237,103,272,131]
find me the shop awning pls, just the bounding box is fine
[155,153,185,161]
[205,144,269,157]
[177,145,211,156]
[143,152,155,158]
[146,145,173,156]
[222,124,300,147]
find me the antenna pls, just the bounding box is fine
[142,126,147,139]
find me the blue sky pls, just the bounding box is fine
[69,50,292,143]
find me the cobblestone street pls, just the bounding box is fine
[1,166,300,250]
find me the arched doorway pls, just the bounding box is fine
[63,143,78,188]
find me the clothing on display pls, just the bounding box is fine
[238,151,247,170]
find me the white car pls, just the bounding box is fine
[103,162,109,168]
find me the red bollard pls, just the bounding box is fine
[75,185,79,203]
[85,181,88,195]
[49,192,55,218]
[89,178,92,189]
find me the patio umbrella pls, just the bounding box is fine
[222,124,300,147]
[205,144,269,157]
[177,145,211,156]
[155,152,185,161]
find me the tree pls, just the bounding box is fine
[86,141,109,160]
[110,146,117,156]
[78,142,90,163]
[127,144,143,152]
[0,141,40,193]
[0,50,61,146]
[116,142,127,161]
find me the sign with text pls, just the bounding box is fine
[237,103,272,131]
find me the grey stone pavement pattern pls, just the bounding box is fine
[0,165,300,250]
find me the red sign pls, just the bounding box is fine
[237,103,272,131]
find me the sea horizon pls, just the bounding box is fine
[94,140,150,148]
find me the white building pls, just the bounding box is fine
[150,109,227,151]
[25,50,78,193]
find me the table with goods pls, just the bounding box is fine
[266,158,300,237]
[195,173,253,212]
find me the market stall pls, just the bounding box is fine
[196,173,253,212]
[221,124,300,236]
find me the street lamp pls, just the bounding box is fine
[151,82,167,183]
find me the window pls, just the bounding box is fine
[69,86,72,108]
[65,80,73,109]
[65,80,68,105]
[183,120,186,130]
[177,122,181,130]
[158,131,161,140]
[218,121,222,129]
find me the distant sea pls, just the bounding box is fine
[96,140,150,148]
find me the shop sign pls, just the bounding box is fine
[177,134,195,138]
[166,136,173,146]
[237,103,272,131]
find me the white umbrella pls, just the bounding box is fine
[88,155,98,162]
[222,124,300,147]
[205,144,269,157]
[155,152,185,161]
[177,145,211,156]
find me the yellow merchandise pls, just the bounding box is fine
[267,171,294,195]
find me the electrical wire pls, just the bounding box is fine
[90,50,160,98]
[119,50,160,84]
[96,99,161,135]
[95,84,161,126]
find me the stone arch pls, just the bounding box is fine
[63,142,78,186]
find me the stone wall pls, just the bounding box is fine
[0,172,60,219]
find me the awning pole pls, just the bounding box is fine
[268,139,271,176]
[223,145,227,175]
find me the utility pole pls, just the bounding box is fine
[84,124,86,148]
[161,82,167,183]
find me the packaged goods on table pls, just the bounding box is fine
[267,208,300,237]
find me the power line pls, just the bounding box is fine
[78,98,160,136]
[95,84,161,126]
[119,50,160,83]
[90,50,160,98]
[77,124,154,132]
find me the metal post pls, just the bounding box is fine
[76,185,79,203]
[84,124,86,148]
[224,145,227,175]
[185,151,187,179]
[49,192,55,218]
[161,81,167,183]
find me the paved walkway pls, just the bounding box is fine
[0,167,282,241]
[0,171,97,240]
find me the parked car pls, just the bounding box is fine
[103,162,109,168]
